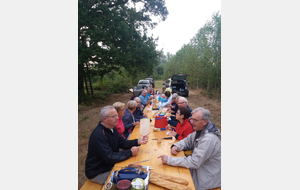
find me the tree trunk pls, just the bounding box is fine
[78,62,85,100]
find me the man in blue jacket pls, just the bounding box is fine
[85,105,148,185]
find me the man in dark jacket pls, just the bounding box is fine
[133,97,147,121]
[85,105,148,184]
[168,97,192,127]
[169,93,179,114]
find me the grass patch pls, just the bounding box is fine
[155,80,164,89]
[202,89,221,99]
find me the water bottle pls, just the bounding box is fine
[158,102,162,110]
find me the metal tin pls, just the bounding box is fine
[105,181,117,190]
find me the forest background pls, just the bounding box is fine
[78,0,221,104]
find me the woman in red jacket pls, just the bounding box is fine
[166,107,194,140]
[113,102,126,139]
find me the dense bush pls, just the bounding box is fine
[79,67,154,104]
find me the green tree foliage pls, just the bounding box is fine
[78,0,168,99]
[163,11,221,92]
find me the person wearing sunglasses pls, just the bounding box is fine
[158,107,221,190]
[85,105,148,185]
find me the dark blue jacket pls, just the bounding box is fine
[171,102,178,114]
[85,121,139,179]
[122,109,136,139]
[133,107,144,122]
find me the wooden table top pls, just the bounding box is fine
[101,108,195,190]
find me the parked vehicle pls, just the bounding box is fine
[145,78,155,88]
[137,80,150,88]
[171,74,189,97]
[132,85,144,96]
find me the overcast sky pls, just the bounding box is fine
[148,0,221,55]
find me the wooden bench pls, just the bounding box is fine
[80,179,103,190]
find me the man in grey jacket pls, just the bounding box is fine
[158,107,221,190]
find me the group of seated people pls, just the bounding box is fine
[133,84,154,110]
[112,97,148,139]
[84,88,221,190]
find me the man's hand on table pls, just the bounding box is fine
[133,121,140,126]
[138,135,148,145]
[157,155,168,164]
[171,145,179,155]
[131,147,139,156]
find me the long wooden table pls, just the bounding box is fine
[101,109,195,190]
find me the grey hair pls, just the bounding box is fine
[180,97,188,104]
[172,93,179,99]
[134,97,140,101]
[191,107,211,122]
[142,89,147,93]
[99,105,115,122]
[127,100,138,110]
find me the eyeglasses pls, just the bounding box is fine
[105,114,118,118]
[177,102,186,105]
[119,109,125,112]
[189,118,205,123]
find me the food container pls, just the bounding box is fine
[109,167,150,190]
[117,180,131,190]
[131,178,145,190]
[105,181,117,190]
[155,115,168,128]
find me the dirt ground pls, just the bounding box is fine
[78,86,221,189]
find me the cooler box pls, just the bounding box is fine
[155,115,168,128]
